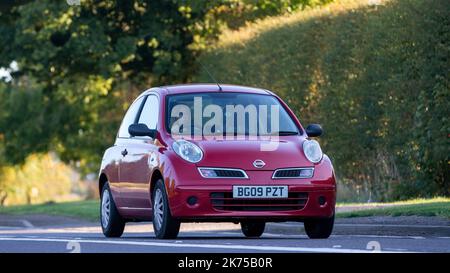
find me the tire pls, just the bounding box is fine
[304,214,334,239]
[152,179,180,239]
[241,221,265,238]
[100,183,125,237]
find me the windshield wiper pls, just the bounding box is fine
[263,131,299,136]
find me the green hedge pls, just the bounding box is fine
[196,0,449,201]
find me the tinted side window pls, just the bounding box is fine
[117,96,145,138]
[138,95,159,130]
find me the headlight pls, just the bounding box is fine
[172,140,203,163]
[303,139,323,163]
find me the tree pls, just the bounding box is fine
[0,0,322,175]
[0,0,217,174]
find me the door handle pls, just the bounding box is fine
[121,149,128,157]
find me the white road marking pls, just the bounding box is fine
[263,233,288,237]
[216,232,243,236]
[384,248,408,251]
[270,222,450,229]
[216,231,304,238]
[346,234,426,240]
[20,220,34,228]
[0,237,400,253]
[0,226,22,230]
[214,231,427,240]
[0,226,437,240]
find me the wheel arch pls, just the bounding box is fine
[150,169,164,199]
[99,173,108,195]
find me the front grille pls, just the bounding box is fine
[210,192,308,211]
[275,169,302,177]
[198,168,248,178]
[272,167,314,179]
[214,169,246,178]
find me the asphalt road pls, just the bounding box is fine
[0,215,449,253]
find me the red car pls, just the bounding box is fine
[98,84,336,239]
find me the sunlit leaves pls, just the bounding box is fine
[0,0,338,177]
[196,0,450,200]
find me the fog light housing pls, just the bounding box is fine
[187,196,198,206]
[318,196,326,206]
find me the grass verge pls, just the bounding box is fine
[336,199,450,219]
[0,198,449,221]
[0,200,100,222]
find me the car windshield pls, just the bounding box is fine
[166,92,299,137]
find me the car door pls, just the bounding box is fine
[119,94,160,211]
[113,95,146,207]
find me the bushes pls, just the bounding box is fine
[0,0,446,202]
[0,0,328,176]
[196,0,450,201]
[209,0,332,30]
[0,154,74,205]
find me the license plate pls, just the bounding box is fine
[232,186,288,198]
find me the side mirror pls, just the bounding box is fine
[305,124,323,137]
[128,123,157,138]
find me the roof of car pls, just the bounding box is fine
[145,83,273,96]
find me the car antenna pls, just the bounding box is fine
[200,62,222,91]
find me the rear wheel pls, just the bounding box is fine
[152,179,180,239]
[100,183,125,237]
[304,214,334,239]
[241,221,265,238]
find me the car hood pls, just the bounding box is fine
[192,136,312,170]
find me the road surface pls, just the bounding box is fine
[0,215,449,253]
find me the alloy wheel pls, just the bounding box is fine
[153,188,164,230]
[101,189,111,228]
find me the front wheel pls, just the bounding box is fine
[304,214,334,239]
[241,221,265,238]
[152,180,180,239]
[100,183,125,237]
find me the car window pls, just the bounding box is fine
[117,96,145,138]
[138,95,159,130]
[166,92,299,136]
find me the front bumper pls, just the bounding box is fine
[168,170,336,221]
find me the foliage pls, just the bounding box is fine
[0,0,446,202]
[0,0,322,176]
[0,154,74,205]
[196,0,450,201]
[208,0,332,30]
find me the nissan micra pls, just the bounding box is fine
[99,84,336,239]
